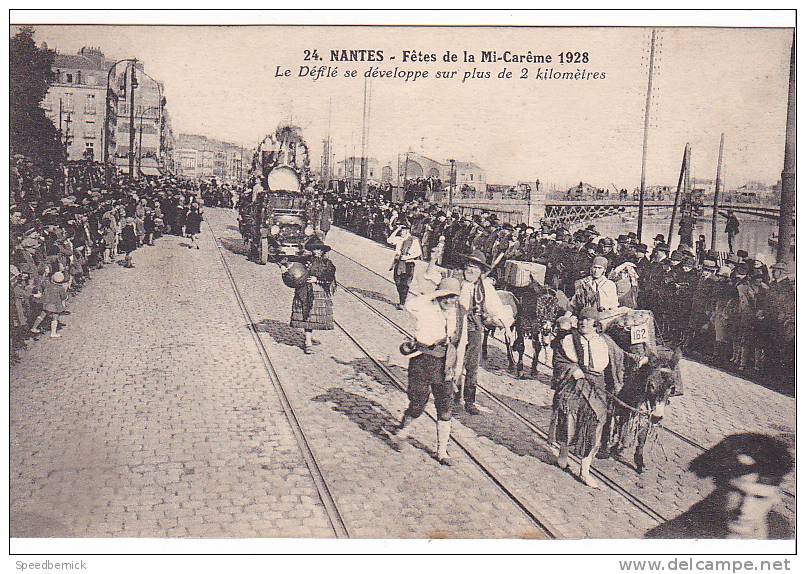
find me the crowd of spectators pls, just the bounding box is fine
[322,190,794,386]
[10,158,204,349]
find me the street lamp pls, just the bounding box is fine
[127,68,163,180]
[136,105,160,176]
[103,58,137,181]
[103,58,164,181]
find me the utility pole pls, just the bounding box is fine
[668,143,690,247]
[128,59,138,179]
[710,133,725,252]
[359,77,369,198]
[449,159,456,208]
[777,31,795,264]
[637,29,657,242]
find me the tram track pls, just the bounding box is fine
[328,253,670,525]
[208,216,560,539]
[328,243,796,500]
[207,220,350,538]
[332,316,560,539]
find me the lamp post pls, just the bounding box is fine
[104,58,137,181]
[103,58,164,180]
[448,159,456,208]
[136,106,160,176]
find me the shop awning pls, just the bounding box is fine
[140,167,161,177]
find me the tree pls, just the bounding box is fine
[10,27,64,174]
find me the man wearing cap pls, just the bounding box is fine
[394,277,464,465]
[570,256,619,315]
[646,433,793,539]
[598,237,616,263]
[764,261,795,378]
[633,243,650,274]
[452,250,515,415]
[387,223,423,309]
[688,258,720,357]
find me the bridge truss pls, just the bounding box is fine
[541,201,783,227]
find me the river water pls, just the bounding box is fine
[571,213,789,266]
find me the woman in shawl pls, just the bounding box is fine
[549,307,645,488]
[285,238,336,354]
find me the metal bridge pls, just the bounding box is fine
[542,200,784,226]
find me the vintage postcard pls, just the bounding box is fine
[7,9,797,570]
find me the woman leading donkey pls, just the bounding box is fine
[549,307,648,488]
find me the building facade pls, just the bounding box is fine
[397,152,486,194]
[173,134,246,183]
[42,47,108,162]
[335,157,380,182]
[42,47,171,175]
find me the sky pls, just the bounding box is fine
[16,25,793,189]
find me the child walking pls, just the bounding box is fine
[30,271,68,338]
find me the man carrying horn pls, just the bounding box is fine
[394,277,463,466]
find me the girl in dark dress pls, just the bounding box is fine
[286,238,336,354]
[120,217,138,268]
[185,204,203,249]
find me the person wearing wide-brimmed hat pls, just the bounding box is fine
[285,237,336,354]
[394,277,464,465]
[451,249,515,415]
[387,222,422,309]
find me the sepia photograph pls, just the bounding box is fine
[6,9,798,567]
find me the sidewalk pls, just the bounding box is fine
[11,230,333,538]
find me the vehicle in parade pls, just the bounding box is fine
[243,124,316,263]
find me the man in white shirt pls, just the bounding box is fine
[570,256,619,315]
[395,277,462,466]
[387,223,423,309]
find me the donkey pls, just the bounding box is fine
[481,283,569,377]
[603,347,683,474]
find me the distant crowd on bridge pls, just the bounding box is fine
[322,190,794,385]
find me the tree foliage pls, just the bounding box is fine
[10,27,64,172]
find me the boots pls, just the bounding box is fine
[394,414,413,440]
[557,444,569,469]
[30,313,45,334]
[49,318,61,338]
[436,420,453,466]
[579,455,600,489]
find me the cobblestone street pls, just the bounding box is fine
[10,228,334,538]
[10,208,795,539]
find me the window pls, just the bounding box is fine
[470,174,474,181]
[66,73,73,83]
[76,71,82,84]
[84,119,96,138]
[63,93,74,112]
[85,93,96,114]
